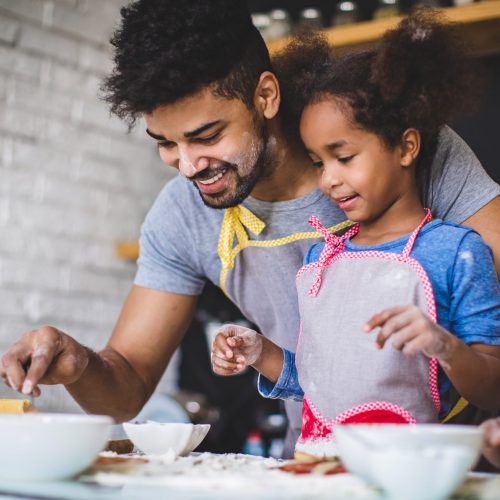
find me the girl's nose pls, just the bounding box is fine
[321,165,341,190]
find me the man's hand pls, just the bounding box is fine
[211,324,263,376]
[0,326,89,397]
[364,305,454,368]
[480,417,500,469]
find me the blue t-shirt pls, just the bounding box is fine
[259,220,500,419]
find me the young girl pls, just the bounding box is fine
[211,11,500,457]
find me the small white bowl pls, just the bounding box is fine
[123,421,210,456]
[0,413,113,481]
[335,424,484,500]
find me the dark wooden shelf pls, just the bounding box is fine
[268,2,500,57]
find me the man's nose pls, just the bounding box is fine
[177,147,210,177]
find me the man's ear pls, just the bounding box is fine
[254,71,280,120]
[400,128,421,167]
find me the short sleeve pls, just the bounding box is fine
[426,126,500,224]
[448,231,500,345]
[134,180,205,296]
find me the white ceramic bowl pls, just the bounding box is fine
[123,421,210,456]
[335,424,484,500]
[0,413,113,481]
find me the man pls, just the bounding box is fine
[1,0,499,457]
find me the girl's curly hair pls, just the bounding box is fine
[273,9,481,194]
[101,0,271,127]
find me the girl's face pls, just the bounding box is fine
[300,99,409,224]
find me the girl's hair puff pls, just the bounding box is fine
[272,30,333,144]
[372,8,480,181]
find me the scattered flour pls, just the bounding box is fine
[82,452,377,499]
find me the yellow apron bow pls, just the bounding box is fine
[217,205,266,271]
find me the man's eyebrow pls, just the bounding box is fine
[146,129,166,140]
[146,120,225,141]
[184,120,223,139]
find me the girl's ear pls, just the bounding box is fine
[254,71,280,120]
[400,128,420,167]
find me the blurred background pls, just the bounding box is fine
[0,0,498,457]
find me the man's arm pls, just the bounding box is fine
[428,127,500,276]
[1,285,197,422]
[68,285,197,420]
[481,417,500,469]
[462,196,500,276]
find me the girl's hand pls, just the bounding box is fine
[211,324,263,376]
[480,417,500,469]
[363,305,454,368]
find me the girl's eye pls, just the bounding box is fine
[338,155,354,164]
[311,160,323,169]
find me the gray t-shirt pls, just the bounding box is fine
[135,125,500,456]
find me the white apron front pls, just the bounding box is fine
[294,210,440,456]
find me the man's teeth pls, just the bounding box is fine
[198,170,226,185]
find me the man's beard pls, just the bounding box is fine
[193,118,270,209]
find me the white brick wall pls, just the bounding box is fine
[0,0,175,411]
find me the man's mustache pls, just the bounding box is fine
[190,162,236,181]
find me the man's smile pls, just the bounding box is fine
[194,167,231,195]
[197,168,229,185]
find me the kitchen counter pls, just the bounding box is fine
[0,453,499,500]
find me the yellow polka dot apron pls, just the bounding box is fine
[294,209,441,455]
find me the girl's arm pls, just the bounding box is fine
[441,228,500,408]
[251,336,284,383]
[212,325,304,401]
[365,307,500,409]
[365,229,500,410]
[438,338,500,411]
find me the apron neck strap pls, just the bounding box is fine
[401,208,433,259]
[307,209,432,296]
[307,216,359,297]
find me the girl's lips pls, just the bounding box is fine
[195,169,229,195]
[336,195,359,211]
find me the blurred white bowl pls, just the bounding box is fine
[335,424,484,500]
[123,421,210,456]
[0,413,113,481]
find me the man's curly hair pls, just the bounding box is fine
[102,0,272,127]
